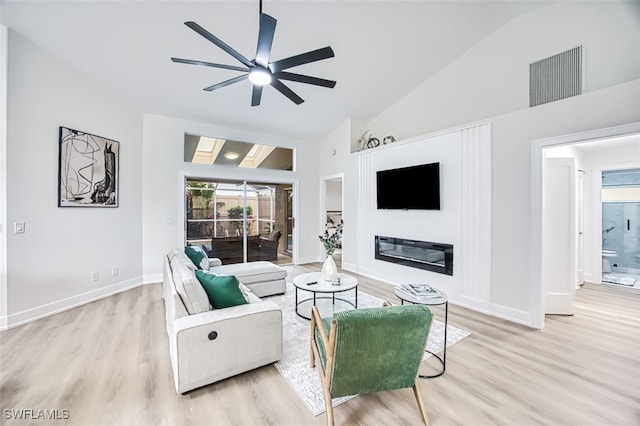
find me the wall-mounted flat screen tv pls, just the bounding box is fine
[376,162,440,210]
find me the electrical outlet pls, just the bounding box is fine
[111,266,119,277]
[90,272,99,282]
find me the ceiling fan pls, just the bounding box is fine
[171,1,336,106]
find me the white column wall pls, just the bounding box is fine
[348,124,491,309]
[458,124,492,312]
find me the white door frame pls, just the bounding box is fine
[531,122,640,328]
[577,169,585,287]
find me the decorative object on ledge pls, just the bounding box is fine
[358,130,396,151]
[383,135,396,144]
[58,126,119,207]
[358,130,373,150]
[319,220,343,281]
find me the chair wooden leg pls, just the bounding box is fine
[412,381,430,426]
[323,388,335,426]
[310,311,316,368]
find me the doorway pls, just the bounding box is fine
[601,167,640,288]
[532,122,640,328]
[321,174,344,263]
[185,178,294,265]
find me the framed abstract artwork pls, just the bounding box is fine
[58,126,119,207]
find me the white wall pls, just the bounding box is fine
[345,123,492,314]
[4,31,143,326]
[0,22,8,328]
[490,82,640,325]
[318,119,355,267]
[325,181,342,212]
[358,131,461,295]
[141,114,320,282]
[3,0,640,329]
[362,1,640,325]
[367,1,640,141]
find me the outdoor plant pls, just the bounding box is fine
[228,205,254,234]
[319,220,343,256]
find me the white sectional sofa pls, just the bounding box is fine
[163,249,284,394]
[209,261,286,297]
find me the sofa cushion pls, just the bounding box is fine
[171,262,211,314]
[209,261,286,285]
[196,271,249,309]
[185,245,209,270]
[171,250,197,272]
[265,230,282,241]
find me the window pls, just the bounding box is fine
[184,134,294,171]
[186,178,293,265]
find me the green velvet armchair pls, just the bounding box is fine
[310,303,433,426]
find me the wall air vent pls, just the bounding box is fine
[529,45,583,107]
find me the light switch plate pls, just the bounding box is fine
[14,222,25,234]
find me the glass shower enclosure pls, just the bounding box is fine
[602,168,640,277]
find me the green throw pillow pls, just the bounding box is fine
[195,271,248,309]
[185,245,209,270]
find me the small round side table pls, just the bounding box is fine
[394,287,448,378]
[292,272,358,320]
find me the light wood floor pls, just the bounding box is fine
[1,264,639,425]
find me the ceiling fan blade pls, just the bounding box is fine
[171,57,249,72]
[184,21,254,68]
[251,85,264,106]
[255,14,277,68]
[269,46,335,73]
[274,71,336,88]
[270,79,304,105]
[203,74,249,92]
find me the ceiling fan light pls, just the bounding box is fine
[249,68,272,86]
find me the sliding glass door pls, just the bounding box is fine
[186,178,293,265]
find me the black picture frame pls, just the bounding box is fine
[58,126,119,207]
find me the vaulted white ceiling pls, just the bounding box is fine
[1,0,551,140]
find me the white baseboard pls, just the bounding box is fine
[329,264,539,328]
[144,273,163,285]
[341,262,359,273]
[490,302,536,328]
[296,256,322,265]
[455,297,491,315]
[0,276,143,330]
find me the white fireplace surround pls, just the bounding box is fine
[347,122,492,314]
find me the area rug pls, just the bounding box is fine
[602,273,637,286]
[268,281,470,416]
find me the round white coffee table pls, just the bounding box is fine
[394,286,448,378]
[292,272,358,320]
